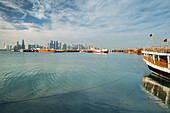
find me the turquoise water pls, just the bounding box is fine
[0,51,169,113]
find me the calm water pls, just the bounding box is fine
[0,51,169,113]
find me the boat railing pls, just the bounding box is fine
[143,56,169,68]
[144,46,170,53]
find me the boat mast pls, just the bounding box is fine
[168,38,169,53]
[160,39,161,52]
[160,39,161,48]
[151,37,158,49]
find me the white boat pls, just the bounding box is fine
[95,49,109,53]
[142,50,170,80]
[142,34,170,80]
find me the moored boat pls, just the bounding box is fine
[142,34,170,80]
[95,49,109,53]
[142,51,170,80]
[80,49,95,53]
[38,49,56,53]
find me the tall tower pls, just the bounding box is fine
[58,42,61,49]
[17,41,19,47]
[55,41,58,49]
[50,40,53,49]
[53,41,56,49]
[62,43,67,50]
[16,40,19,50]
[22,39,25,49]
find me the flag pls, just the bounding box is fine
[150,33,153,37]
[164,38,169,42]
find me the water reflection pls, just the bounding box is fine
[141,74,170,108]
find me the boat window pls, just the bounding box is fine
[159,56,167,63]
[155,55,158,61]
[148,54,153,59]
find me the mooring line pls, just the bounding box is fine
[0,75,128,105]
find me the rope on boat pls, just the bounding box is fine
[0,75,129,105]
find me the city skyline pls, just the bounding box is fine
[4,39,98,50]
[0,0,170,49]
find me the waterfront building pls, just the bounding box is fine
[67,45,71,50]
[84,44,88,49]
[55,41,58,49]
[21,39,25,49]
[28,44,43,50]
[80,44,85,50]
[17,41,19,47]
[14,40,21,51]
[71,44,74,50]
[70,44,81,50]
[4,44,12,50]
[75,44,78,50]
[62,43,67,50]
[78,44,80,50]
[88,45,91,49]
[47,43,50,49]
[53,41,56,49]
[44,44,47,49]
[58,42,61,49]
[50,40,53,49]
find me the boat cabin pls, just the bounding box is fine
[143,51,170,69]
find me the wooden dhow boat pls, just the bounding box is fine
[142,34,170,80]
[38,49,56,53]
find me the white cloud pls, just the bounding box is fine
[0,0,27,19]
[0,0,170,48]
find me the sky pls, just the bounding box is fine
[0,0,170,49]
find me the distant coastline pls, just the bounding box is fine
[1,48,144,55]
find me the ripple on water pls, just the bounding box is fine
[0,56,123,102]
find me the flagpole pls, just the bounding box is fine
[160,39,161,52]
[168,38,169,53]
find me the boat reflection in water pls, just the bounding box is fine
[141,74,170,108]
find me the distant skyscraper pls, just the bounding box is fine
[14,40,21,51]
[88,45,90,49]
[47,43,50,49]
[21,39,25,49]
[55,41,58,49]
[84,44,88,49]
[10,45,12,49]
[62,43,67,50]
[53,41,56,49]
[50,40,53,49]
[75,44,78,50]
[58,42,61,49]
[4,44,12,50]
[17,41,19,47]
[28,44,43,50]
[44,40,96,50]
[67,45,71,50]
[71,44,74,49]
[78,44,80,50]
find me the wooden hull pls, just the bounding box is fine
[38,50,56,53]
[148,65,170,80]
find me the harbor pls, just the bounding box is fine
[0,0,170,113]
[0,51,169,113]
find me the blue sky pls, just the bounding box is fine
[0,0,170,49]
